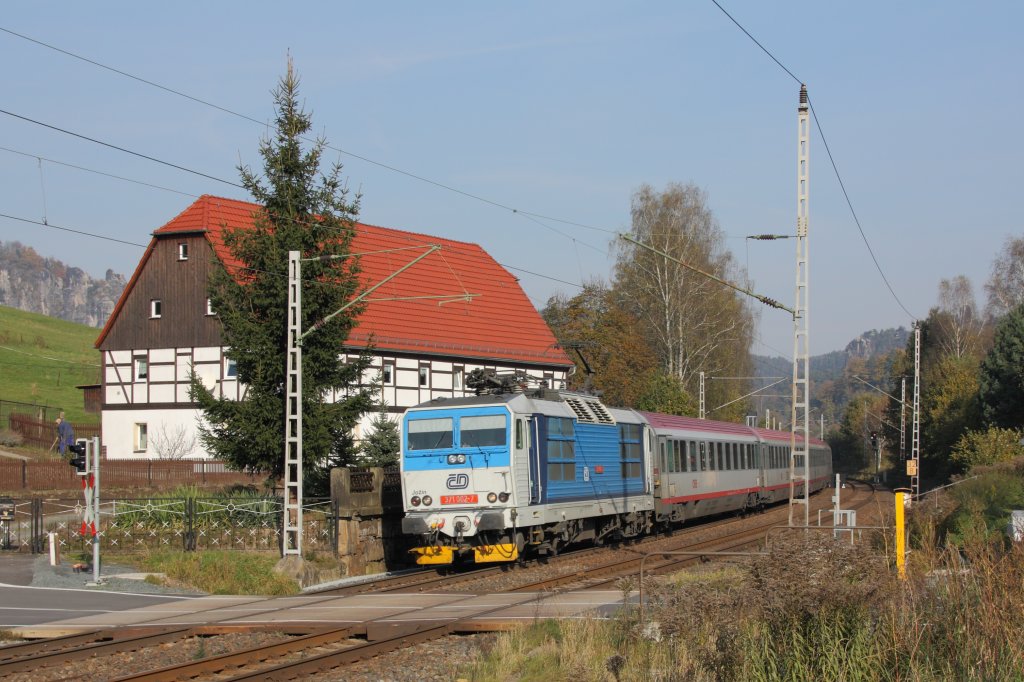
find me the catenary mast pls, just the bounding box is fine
[789,85,811,526]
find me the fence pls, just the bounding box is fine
[0,459,261,492]
[7,413,101,449]
[0,495,337,556]
[0,400,63,428]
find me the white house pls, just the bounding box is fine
[95,195,573,458]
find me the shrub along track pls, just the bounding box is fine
[0,484,876,681]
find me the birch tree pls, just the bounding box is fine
[613,183,755,413]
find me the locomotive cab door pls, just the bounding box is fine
[527,417,541,504]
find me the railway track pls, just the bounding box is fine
[1,483,878,680]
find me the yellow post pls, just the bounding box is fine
[895,490,907,579]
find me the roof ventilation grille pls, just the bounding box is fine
[564,397,596,424]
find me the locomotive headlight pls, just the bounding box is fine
[410,496,421,507]
[487,492,497,503]
[498,492,509,503]
[422,495,433,506]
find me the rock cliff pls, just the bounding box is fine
[0,241,126,327]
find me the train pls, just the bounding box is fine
[399,380,832,566]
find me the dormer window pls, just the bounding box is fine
[150,299,162,319]
[178,242,189,260]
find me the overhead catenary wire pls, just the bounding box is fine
[0,26,617,236]
[0,145,198,197]
[0,107,607,288]
[0,211,585,293]
[709,0,917,321]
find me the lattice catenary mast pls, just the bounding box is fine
[788,85,811,526]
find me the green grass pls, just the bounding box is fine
[136,550,301,596]
[0,305,101,423]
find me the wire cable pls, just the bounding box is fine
[0,108,244,189]
[0,146,198,197]
[0,26,616,236]
[708,0,917,320]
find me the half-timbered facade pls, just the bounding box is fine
[96,195,572,458]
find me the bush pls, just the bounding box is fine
[0,430,24,447]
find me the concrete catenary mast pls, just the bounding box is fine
[789,85,811,526]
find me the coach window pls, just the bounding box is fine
[689,441,697,472]
[547,417,576,482]
[619,423,643,479]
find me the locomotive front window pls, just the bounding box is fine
[461,415,507,447]
[407,417,453,451]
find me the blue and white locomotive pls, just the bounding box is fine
[400,380,831,566]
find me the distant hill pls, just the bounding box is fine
[0,241,126,328]
[752,327,910,423]
[0,305,101,423]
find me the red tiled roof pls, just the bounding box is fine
[97,195,571,367]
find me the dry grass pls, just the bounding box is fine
[463,517,1024,681]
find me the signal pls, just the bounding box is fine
[68,443,87,474]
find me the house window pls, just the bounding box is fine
[150,299,162,319]
[418,365,429,387]
[178,242,189,260]
[381,362,394,385]
[546,417,576,482]
[206,298,216,316]
[225,358,238,379]
[134,357,148,381]
[134,423,148,452]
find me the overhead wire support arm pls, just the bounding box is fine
[300,244,442,342]
[618,233,795,316]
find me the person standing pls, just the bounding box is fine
[55,412,75,457]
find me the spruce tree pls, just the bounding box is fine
[978,303,1024,429]
[191,62,373,489]
[360,406,401,467]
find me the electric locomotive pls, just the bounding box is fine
[400,386,654,565]
[400,378,832,566]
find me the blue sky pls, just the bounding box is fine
[1,2,1021,356]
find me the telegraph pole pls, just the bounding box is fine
[789,84,811,527]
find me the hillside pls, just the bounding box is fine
[0,241,126,327]
[0,305,101,423]
[752,327,910,422]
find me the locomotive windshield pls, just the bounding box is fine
[460,415,507,447]
[407,417,453,450]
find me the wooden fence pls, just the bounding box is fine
[0,459,261,492]
[7,413,101,450]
